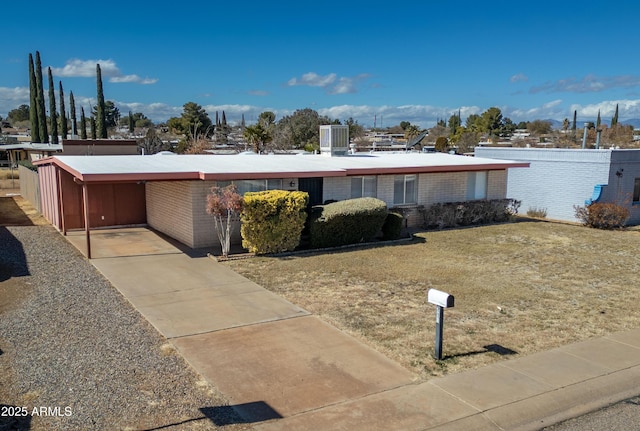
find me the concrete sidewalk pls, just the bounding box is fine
[70,228,640,430]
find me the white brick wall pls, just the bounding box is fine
[476,148,614,222]
[146,181,195,247]
[487,170,507,199]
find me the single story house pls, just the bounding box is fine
[33,152,528,257]
[475,147,640,224]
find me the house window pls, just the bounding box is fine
[467,171,488,200]
[634,178,640,203]
[217,179,283,195]
[351,176,377,198]
[394,175,417,205]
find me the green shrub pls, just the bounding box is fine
[241,190,308,254]
[420,199,520,229]
[574,202,629,229]
[381,212,404,240]
[17,160,36,172]
[309,197,388,248]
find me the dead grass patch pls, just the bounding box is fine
[225,221,640,380]
[0,195,48,226]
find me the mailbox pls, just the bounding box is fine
[428,289,455,308]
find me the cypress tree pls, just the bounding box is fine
[128,111,134,134]
[59,81,67,139]
[596,110,601,129]
[611,104,619,127]
[35,51,49,143]
[28,53,40,143]
[70,91,77,136]
[572,110,577,137]
[90,116,97,139]
[47,67,59,145]
[80,107,87,139]
[96,64,107,138]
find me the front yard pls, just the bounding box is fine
[225,220,640,380]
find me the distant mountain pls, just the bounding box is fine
[622,119,640,129]
[537,118,640,130]
[542,119,563,129]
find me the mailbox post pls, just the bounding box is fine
[427,289,455,360]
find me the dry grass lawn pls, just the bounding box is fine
[225,220,640,380]
[0,168,20,191]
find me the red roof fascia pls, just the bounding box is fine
[343,162,529,176]
[199,171,345,180]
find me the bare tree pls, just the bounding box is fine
[206,185,244,257]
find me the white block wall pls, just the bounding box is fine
[146,181,196,247]
[476,148,613,222]
[146,181,241,249]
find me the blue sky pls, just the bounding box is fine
[2,0,640,129]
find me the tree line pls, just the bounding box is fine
[9,51,153,142]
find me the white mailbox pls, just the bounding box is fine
[427,289,455,308]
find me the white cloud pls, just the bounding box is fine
[287,72,370,95]
[510,73,528,83]
[0,86,30,107]
[530,74,640,94]
[287,72,337,88]
[50,59,157,84]
[570,99,640,120]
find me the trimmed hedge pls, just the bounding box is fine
[309,197,388,248]
[381,211,404,240]
[419,199,521,229]
[241,190,308,254]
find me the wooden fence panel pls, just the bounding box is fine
[18,164,41,212]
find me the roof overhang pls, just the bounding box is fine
[33,154,529,184]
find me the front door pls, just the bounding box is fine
[298,177,324,207]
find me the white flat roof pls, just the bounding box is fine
[0,143,63,151]
[37,152,528,182]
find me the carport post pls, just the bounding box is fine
[56,167,66,235]
[82,182,91,259]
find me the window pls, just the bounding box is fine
[634,178,640,203]
[216,179,283,195]
[467,171,488,200]
[394,175,417,205]
[351,176,377,198]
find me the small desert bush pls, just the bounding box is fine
[574,202,629,229]
[526,207,548,218]
[420,199,520,229]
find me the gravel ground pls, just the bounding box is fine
[0,225,251,431]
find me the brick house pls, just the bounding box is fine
[33,152,527,257]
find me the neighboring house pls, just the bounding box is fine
[0,143,63,165]
[60,139,139,155]
[475,147,640,225]
[0,139,139,165]
[33,151,527,256]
